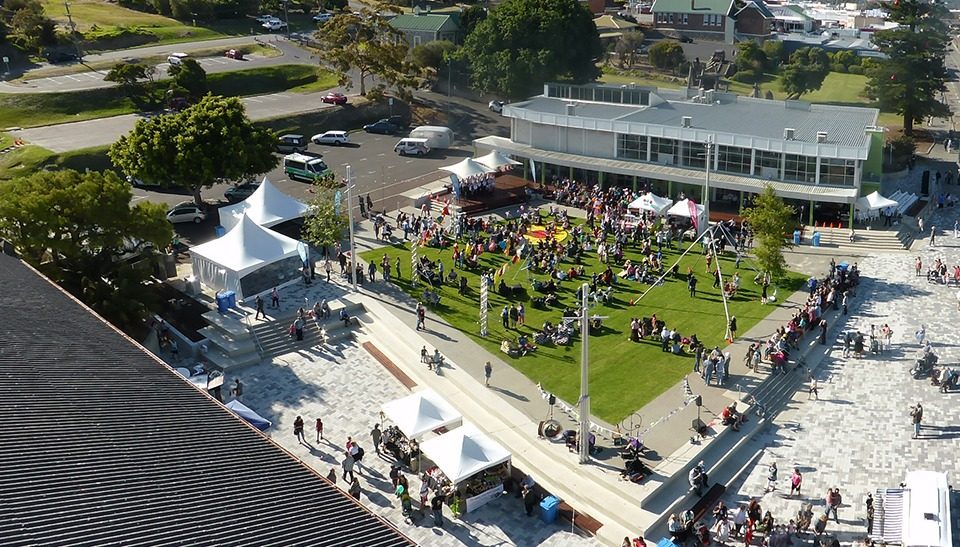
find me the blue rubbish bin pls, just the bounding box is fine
[812,231,821,247]
[216,291,233,314]
[223,290,236,309]
[540,495,560,524]
[215,225,226,237]
[793,230,802,245]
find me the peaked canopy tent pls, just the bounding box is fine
[854,191,899,222]
[190,214,304,300]
[474,150,521,172]
[667,198,708,234]
[225,400,272,431]
[440,158,496,199]
[220,177,311,231]
[382,389,462,439]
[627,192,672,215]
[419,423,512,512]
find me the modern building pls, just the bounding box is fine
[388,12,460,47]
[475,82,884,224]
[650,0,774,43]
[769,4,816,34]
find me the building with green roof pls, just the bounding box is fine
[388,12,460,47]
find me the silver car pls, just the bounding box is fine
[166,202,207,224]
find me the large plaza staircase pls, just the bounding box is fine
[248,300,366,360]
[803,225,914,252]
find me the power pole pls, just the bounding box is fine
[283,0,291,38]
[578,282,591,464]
[63,1,83,63]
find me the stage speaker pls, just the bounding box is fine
[548,394,557,406]
[694,395,703,407]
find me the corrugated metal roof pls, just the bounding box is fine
[651,0,734,15]
[389,13,457,32]
[0,254,415,547]
[736,0,774,18]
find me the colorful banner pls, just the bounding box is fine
[688,199,700,233]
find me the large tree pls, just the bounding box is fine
[742,185,794,283]
[614,31,645,69]
[313,1,419,96]
[105,62,156,106]
[648,41,685,72]
[734,41,767,81]
[109,95,278,206]
[458,0,602,99]
[302,185,349,252]
[866,0,950,135]
[779,47,830,100]
[0,169,172,330]
[167,58,208,99]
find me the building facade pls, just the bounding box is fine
[388,13,460,47]
[475,83,884,224]
[651,0,776,43]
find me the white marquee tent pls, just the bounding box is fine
[855,191,899,212]
[440,158,495,180]
[382,389,462,439]
[667,198,708,235]
[474,150,521,172]
[219,177,310,231]
[627,192,672,215]
[190,214,303,300]
[419,423,511,484]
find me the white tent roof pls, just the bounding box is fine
[382,390,462,439]
[220,177,310,231]
[667,198,705,218]
[419,423,511,484]
[190,214,301,278]
[855,191,899,212]
[627,192,672,214]
[474,150,520,171]
[440,158,495,179]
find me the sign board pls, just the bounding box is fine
[389,98,394,106]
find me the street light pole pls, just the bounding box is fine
[578,282,591,464]
[283,0,290,38]
[702,137,713,229]
[345,165,358,293]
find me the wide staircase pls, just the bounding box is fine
[803,225,914,252]
[248,300,366,359]
[199,309,262,371]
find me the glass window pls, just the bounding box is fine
[717,145,751,175]
[819,158,856,186]
[617,134,648,161]
[649,137,677,164]
[680,141,706,168]
[784,154,817,183]
[755,150,781,178]
[682,13,688,25]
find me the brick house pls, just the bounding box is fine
[651,0,775,44]
[388,13,460,48]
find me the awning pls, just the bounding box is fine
[382,390,462,439]
[474,150,521,171]
[627,192,672,214]
[855,190,899,212]
[419,423,511,484]
[440,158,495,180]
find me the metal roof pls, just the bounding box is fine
[651,0,734,15]
[0,254,414,547]
[388,13,458,32]
[735,0,774,18]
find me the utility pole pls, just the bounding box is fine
[702,137,713,230]
[578,282,591,464]
[63,1,83,63]
[345,165,358,293]
[447,56,452,98]
[283,0,291,38]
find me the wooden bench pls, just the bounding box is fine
[689,482,726,524]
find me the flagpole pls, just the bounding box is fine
[346,165,357,293]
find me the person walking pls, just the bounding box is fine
[789,468,803,497]
[916,256,923,277]
[271,287,280,309]
[316,417,323,442]
[484,361,492,387]
[764,462,778,493]
[918,216,924,235]
[509,305,519,328]
[825,488,842,523]
[930,225,937,247]
[688,274,698,297]
[371,424,382,456]
[293,416,305,444]
[819,319,828,345]
[324,259,332,282]
[501,306,510,329]
[517,303,525,327]
[231,378,243,401]
[732,505,747,539]
[348,477,361,500]
[395,256,401,279]
[866,493,874,535]
[431,491,445,527]
[255,295,265,320]
[342,452,356,483]
[911,403,923,439]
[728,316,738,342]
[808,371,819,400]
[416,303,426,331]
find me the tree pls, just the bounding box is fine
[109,95,278,206]
[734,41,767,81]
[313,1,419,96]
[0,169,172,330]
[167,58,208,99]
[105,62,156,105]
[411,40,456,72]
[866,0,950,135]
[8,1,56,51]
[742,185,794,282]
[302,184,349,251]
[761,40,786,69]
[614,31,645,69]
[458,0,602,99]
[458,4,486,36]
[648,41,685,72]
[779,47,829,99]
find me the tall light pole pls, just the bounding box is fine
[702,137,713,229]
[283,0,291,38]
[345,165,358,293]
[578,282,591,464]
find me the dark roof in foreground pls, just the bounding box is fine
[0,254,414,547]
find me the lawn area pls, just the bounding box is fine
[0,144,111,181]
[361,225,803,425]
[0,65,337,128]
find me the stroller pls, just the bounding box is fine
[912,349,938,379]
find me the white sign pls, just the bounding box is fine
[389,97,394,106]
[2,57,8,63]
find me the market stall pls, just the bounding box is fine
[419,423,512,513]
[854,191,899,223]
[667,198,708,235]
[381,390,462,470]
[219,177,310,232]
[627,192,672,216]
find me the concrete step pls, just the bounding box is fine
[248,304,366,359]
[201,310,252,338]
[198,326,258,357]
[800,227,910,252]
[205,347,261,372]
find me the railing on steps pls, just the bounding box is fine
[242,312,264,356]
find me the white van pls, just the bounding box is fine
[408,126,453,149]
[283,153,330,181]
[394,138,430,156]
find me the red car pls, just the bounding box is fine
[321,92,348,105]
[224,49,244,60]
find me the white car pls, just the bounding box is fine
[488,100,505,113]
[262,19,287,31]
[311,131,349,145]
[255,14,277,23]
[166,202,207,224]
[167,52,188,66]
[312,12,333,23]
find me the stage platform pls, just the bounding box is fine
[456,175,531,214]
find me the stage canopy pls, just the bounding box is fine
[474,150,521,171]
[419,423,511,484]
[190,214,303,300]
[855,191,899,212]
[627,192,672,215]
[219,177,310,231]
[225,400,272,431]
[382,389,462,439]
[440,158,495,180]
[666,198,705,218]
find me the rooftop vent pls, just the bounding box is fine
[816,131,828,143]
[783,128,795,140]
[565,103,577,116]
[681,116,692,128]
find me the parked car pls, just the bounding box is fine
[224,180,261,202]
[277,134,308,153]
[167,52,188,66]
[394,138,430,156]
[255,14,277,23]
[224,49,244,60]
[679,35,693,43]
[321,92,348,105]
[363,120,399,134]
[313,12,333,22]
[166,202,207,224]
[488,100,505,113]
[44,50,78,64]
[311,131,350,145]
[262,19,287,31]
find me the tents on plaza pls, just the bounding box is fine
[667,198,708,234]
[627,192,672,215]
[419,423,511,484]
[855,191,899,212]
[440,158,495,179]
[382,389,462,439]
[219,177,310,232]
[225,400,272,431]
[190,214,303,300]
[474,150,521,172]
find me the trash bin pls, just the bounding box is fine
[184,276,201,296]
[812,231,821,247]
[215,225,226,237]
[793,230,802,245]
[216,291,232,313]
[223,290,236,309]
[540,495,560,524]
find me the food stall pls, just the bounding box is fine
[381,390,462,471]
[419,423,512,513]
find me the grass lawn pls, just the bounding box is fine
[0,65,337,128]
[0,144,111,180]
[361,226,803,424]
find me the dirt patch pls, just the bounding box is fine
[150,282,211,342]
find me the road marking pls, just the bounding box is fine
[366,170,376,175]
[46,77,63,85]
[358,157,367,162]
[405,160,414,164]
[377,153,386,157]
[64,75,81,81]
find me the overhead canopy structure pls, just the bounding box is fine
[225,400,272,431]
[627,192,672,215]
[667,198,705,218]
[382,390,462,439]
[856,191,899,212]
[474,150,521,172]
[419,423,511,484]
[220,177,311,231]
[190,214,303,300]
[440,158,495,180]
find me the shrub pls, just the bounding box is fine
[847,64,865,75]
